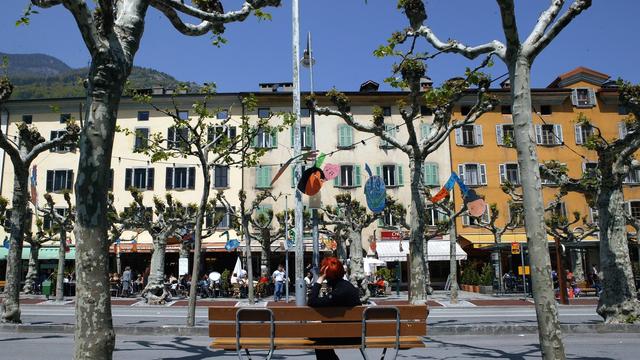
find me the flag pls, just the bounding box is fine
[224,239,240,251]
[30,166,37,206]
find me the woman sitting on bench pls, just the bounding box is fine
[308,257,361,360]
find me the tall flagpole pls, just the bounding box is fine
[292,0,306,306]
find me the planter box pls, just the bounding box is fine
[472,285,480,293]
[479,285,493,294]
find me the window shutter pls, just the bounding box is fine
[290,127,295,148]
[571,89,578,106]
[462,214,470,226]
[229,127,237,138]
[588,89,597,106]
[46,171,54,192]
[125,169,132,189]
[305,126,313,149]
[188,167,196,189]
[389,124,397,138]
[480,164,487,185]
[338,125,345,147]
[166,168,174,190]
[535,125,543,144]
[499,164,506,184]
[147,168,154,190]
[458,164,465,184]
[66,170,74,190]
[252,132,258,148]
[575,124,583,144]
[421,123,431,141]
[50,131,56,152]
[431,163,439,186]
[619,122,627,139]
[345,126,353,147]
[554,124,563,144]
[266,166,272,187]
[378,217,384,227]
[333,167,341,187]
[423,164,429,186]
[376,166,381,177]
[291,168,296,188]
[397,165,404,186]
[270,130,278,148]
[454,128,462,145]
[168,127,175,148]
[354,165,362,187]
[496,125,504,146]
[475,125,483,145]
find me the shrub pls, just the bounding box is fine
[480,263,493,286]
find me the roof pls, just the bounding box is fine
[547,66,610,88]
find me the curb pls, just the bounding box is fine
[2,323,639,337]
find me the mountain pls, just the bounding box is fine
[1,52,197,100]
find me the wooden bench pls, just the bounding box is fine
[209,304,427,359]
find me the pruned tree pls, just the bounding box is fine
[541,89,640,323]
[0,76,79,323]
[136,87,290,324]
[309,60,496,304]
[397,0,593,355]
[250,207,282,275]
[22,211,51,295]
[40,192,75,303]
[23,1,282,356]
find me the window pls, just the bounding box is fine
[380,124,397,148]
[43,208,68,230]
[624,167,640,184]
[382,106,392,117]
[125,168,154,190]
[420,123,431,141]
[253,128,277,149]
[495,124,515,146]
[213,166,229,188]
[208,125,237,145]
[137,111,149,121]
[49,130,75,152]
[455,125,483,146]
[108,169,114,191]
[618,106,629,116]
[501,105,512,115]
[166,167,196,190]
[460,106,471,116]
[207,207,232,229]
[571,88,596,108]
[334,165,362,188]
[338,125,354,148]
[122,206,153,222]
[619,122,634,139]
[134,128,149,151]
[589,207,599,224]
[381,209,397,228]
[290,126,313,149]
[540,165,558,185]
[216,109,229,120]
[426,207,447,226]
[22,115,32,124]
[549,202,567,219]
[46,170,74,192]
[629,201,640,219]
[535,124,563,145]
[256,166,272,189]
[574,124,594,145]
[168,126,189,149]
[378,164,403,187]
[540,105,552,115]
[178,110,189,120]
[423,162,439,186]
[258,108,270,119]
[499,163,520,185]
[457,163,487,186]
[508,203,525,227]
[463,205,490,226]
[60,113,71,123]
[583,162,598,178]
[300,108,311,118]
[420,106,432,116]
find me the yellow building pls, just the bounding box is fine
[449,67,639,272]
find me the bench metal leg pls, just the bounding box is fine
[235,308,275,360]
[360,306,400,360]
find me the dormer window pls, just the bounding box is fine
[571,88,596,108]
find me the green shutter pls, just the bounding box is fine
[290,127,295,148]
[424,163,439,186]
[305,126,313,148]
[266,166,272,186]
[397,165,404,186]
[334,167,341,187]
[354,165,362,187]
[252,132,258,148]
[338,125,351,147]
[270,130,278,148]
[421,123,431,140]
[291,168,295,188]
[345,126,353,147]
[256,168,262,187]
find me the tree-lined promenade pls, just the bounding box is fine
[1,1,639,360]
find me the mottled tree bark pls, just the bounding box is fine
[23,242,40,294]
[408,158,427,303]
[348,230,370,303]
[55,229,66,302]
[143,235,169,304]
[570,249,585,283]
[449,216,459,304]
[187,174,209,326]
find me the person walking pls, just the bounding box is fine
[272,264,286,302]
[121,266,132,298]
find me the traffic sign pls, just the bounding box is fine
[511,242,521,255]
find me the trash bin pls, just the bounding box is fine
[42,280,52,299]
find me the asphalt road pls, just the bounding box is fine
[18,304,602,328]
[0,332,635,359]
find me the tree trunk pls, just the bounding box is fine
[493,233,504,293]
[408,157,427,303]
[260,231,271,276]
[422,238,433,295]
[23,242,40,294]
[348,229,369,303]
[335,227,348,263]
[143,235,169,304]
[449,219,459,304]
[596,182,640,323]
[570,248,585,283]
[509,55,565,359]
[243,213,255,304]
[187,177,210,326]
[55,230,66,302]
[1,170,29,323]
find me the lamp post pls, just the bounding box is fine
[301,32,320,279]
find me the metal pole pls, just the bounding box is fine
[285,195,290,303]
[292,0,306,306]
[308,32,320,279]
[521,245,528,298]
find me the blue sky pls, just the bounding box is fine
[1,0,638,92]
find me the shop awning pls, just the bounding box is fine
[0,247,75,260]
[376,240,467,262]
[459,233,599,249]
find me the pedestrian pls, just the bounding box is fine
[121,266,132,297]
[272,264,286,302]
[308,257,361,360]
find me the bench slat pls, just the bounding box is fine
[209,321,426,338]
[210,336,425,350]
[209,305,428,322]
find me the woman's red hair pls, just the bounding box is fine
[321,257,345,281]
